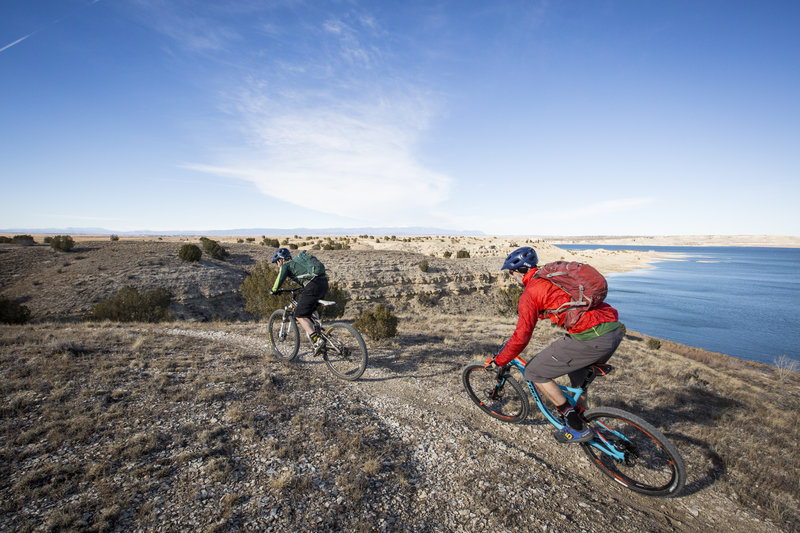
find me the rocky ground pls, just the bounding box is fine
[1,237,798,532]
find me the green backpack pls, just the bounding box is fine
[292,251,326,283]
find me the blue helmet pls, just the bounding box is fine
[501,246,538,271]
[271,247,292,263]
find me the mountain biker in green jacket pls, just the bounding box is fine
[486,247,623,444]
[270,248,329,353]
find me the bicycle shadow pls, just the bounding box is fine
[357,332,482,382]
[596,385,738,497]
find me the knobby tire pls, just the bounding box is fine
[268,309,300,361]
[322,323,368,381]
[582,406,686,497]
[462,363,529,423]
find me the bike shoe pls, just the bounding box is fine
[553,424,593,444]
[312,338,326,355]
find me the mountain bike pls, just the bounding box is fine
[462,358,686,497]
[268,288,368,381]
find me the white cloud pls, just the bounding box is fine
[187,96,452,222]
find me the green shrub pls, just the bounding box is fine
[261,237,280,247]
[0,296,31,324]
[12,235,35,246]
[418,260,429,272]
[200,237,229,260]
[50,235,75,252]
[110,234,119,241]
[0,236,12,244]
[240,261,290,319]
[179,243,202,262]
[86,286,172,322]
[416,292,437,307]
[456,250,470,259]
[443,251,452,258]
[353,304,398,340]
[496,285,523,316]
[647,338,662,350]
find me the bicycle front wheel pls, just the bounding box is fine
[582,407,686,497]
[322,323,368,380]
[462,363,529,423]
[268,309,300,361]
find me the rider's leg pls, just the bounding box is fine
[294,277,329,344]
[296,316,314,336]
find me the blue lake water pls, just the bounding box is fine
[554,245,800,366]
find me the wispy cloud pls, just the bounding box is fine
[161,2,455,224]
[187,92,452,222]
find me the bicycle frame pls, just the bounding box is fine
[504,358,629,463]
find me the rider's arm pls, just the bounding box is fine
[495,287,540,366]
[272,263,290,293]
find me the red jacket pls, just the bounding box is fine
[495,268,619,366]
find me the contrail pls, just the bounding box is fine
[0,0,103,55]
[0,34,33,54]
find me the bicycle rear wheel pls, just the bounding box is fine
[462,363,529,423]
[268,309,300,361]
[582,407,686,497]
[322,323,368,380]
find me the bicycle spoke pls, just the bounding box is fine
[582,407,686,497]
[268,310,300,361]
[462,364,529,423]
[322,323,368,380]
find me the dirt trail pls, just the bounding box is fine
[162,323,771,533]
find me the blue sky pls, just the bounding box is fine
[1,1,798,235]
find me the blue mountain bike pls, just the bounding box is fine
[462,358,686,497]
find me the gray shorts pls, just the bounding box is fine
[524,326,624,387]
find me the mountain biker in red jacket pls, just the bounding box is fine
[487,247,623,443]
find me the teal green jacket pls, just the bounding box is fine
[272,260,319,291]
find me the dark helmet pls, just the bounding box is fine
[271,247,292,263]
[501,246,538,271]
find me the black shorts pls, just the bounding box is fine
[295,276,329,318]
[524,326,624,387]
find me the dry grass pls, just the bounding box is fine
[585,331,800,527]
[1,315,798,531]
[0,322,416,531]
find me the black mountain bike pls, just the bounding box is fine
[268,288,368,381]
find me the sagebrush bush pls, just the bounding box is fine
[86,286,172,322]
[323,283,349,319]
[110,234,119,241]
[200,237,229,260]
[178,243,202,262]
[418,260,429,272]
[12,235,35,246]
[646,338,662,350]
[443,251,452,258]
[261,237,280,247]
[456,250,470,258]
[0,236,12,244]
[50,235,75,252]
[0,296,31,324]
[496,285,523,316]
[240,261,289,319]
[416,292,437,307]
[353,304,398,340]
